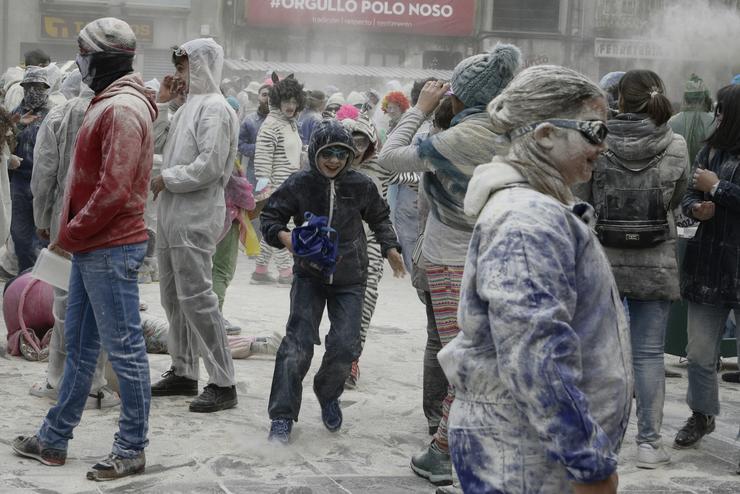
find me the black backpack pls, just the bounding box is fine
[594,149,670,249]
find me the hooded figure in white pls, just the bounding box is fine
[154,38,239,398]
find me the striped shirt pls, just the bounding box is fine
[254,111,302,187]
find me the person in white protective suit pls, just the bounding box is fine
[149,38,239,413]
[29,77,121,410]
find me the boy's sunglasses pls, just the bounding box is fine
[319,147,350,161]
[509,119,609,145]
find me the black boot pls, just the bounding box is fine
[673,411,715,449]
[151,369,198,397]
[189,384,238,413]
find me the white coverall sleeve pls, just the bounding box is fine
[161,104,235,194]
[31,106,64,232]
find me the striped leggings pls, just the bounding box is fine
[358,240,384,353]
[427,263,465,454]
[255,238,293,271]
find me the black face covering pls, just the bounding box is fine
[79,52,135,94]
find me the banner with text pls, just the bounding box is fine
[244,0,477,36]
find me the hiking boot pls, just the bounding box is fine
[344,360,360,389]
[410,442,452,486]
[189,384,237,413]
[85,386,121,410]
[268,418,293,444]
[151,368,198,397]
[30,381,58,400]
[251,271,276,285]
[224,319,242,336]
[637,442,670,469]
[277,274,293,286]
[674,411,715,449]
[12,435,66,466]
[86,451,145,481]
[321,399,343,432]
[721,371,740,383]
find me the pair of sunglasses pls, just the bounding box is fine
[319,147,350,161]
[509,119,609,145]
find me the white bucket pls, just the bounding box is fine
[31,248,72,291]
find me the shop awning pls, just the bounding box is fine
[224,59,453,81]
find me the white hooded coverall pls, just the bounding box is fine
[157,38,238,387]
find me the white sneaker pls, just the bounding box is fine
[637,442,671,469]
[30,381,58,400]
[85,386,121,410]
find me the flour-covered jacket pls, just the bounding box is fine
[253,109,302,187]
[438,159,633,489]
[56,73,156,253]
[158,38,239,249]
[587,113,690,300]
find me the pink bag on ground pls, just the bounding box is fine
[3,272,54,361]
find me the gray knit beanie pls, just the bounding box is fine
[78,17,136,54]
[450,43,521,108]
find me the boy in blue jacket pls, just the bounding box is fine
[261,119,405,443]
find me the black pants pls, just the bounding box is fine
[268,276,365,421]
[423,290,448,430]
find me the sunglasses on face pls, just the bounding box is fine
[319,147,350,161]
[510,119,609,145]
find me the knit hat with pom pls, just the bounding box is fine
[450,43,521,108]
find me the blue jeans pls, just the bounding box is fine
[624,298,671,444]
[686,302,740,416]
[268,276,364,421]
[10,177,45,271]
[38,242,151,457]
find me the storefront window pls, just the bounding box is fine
[492,0,561,33]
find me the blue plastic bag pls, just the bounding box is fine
[291,212,339,276]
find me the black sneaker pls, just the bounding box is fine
[673,411,715,449]
[721,371,740,383]
[12,435,66,466]
[268,418,293,444]
[321,399,343,432]
[86,451,145,481]
[151,368,198,397]
[189,384,238,413]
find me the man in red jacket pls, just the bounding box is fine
[12,17,157,482]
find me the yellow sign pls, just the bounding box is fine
[41,15,153,43]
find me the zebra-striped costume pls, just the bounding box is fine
[254,111,302,271]
[355,156,418,351]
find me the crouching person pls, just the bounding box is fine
[12,18,155,481]
[262,120,405,443]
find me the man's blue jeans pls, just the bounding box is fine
[624,298,671,445]
[38,242,151,458]
[686,302,740,417]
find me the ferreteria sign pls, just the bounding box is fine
[243,0,477,36]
